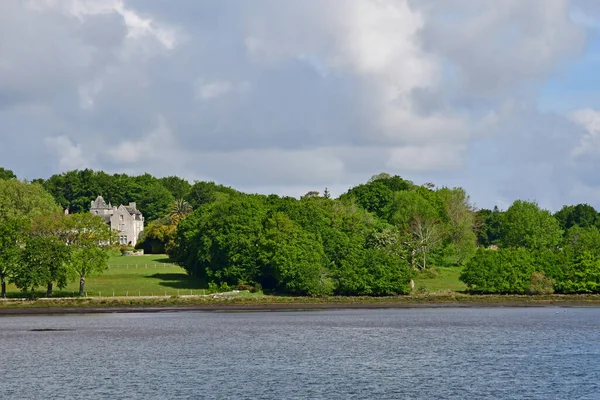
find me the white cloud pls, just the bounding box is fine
[44,136,90,170]
[1,0,598,209]
[29,0,180,51]
[571,108,600,156]
[196,80,233,100]
[570,7,600,28]
[386,145,466,172]
[108,117,176,164]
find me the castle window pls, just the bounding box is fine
[119,235,128,245]
[119,214,124,221]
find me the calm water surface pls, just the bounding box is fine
[1,308,599,399]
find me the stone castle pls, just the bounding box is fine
[90,195,144,247]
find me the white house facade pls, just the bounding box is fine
[90,195,144,247]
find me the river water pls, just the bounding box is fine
[1,308,599,399]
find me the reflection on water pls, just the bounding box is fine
[1,308,599,399]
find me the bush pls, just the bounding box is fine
[528,271,555,295]
[119,245,135,254]
[418,268,438,279]
[415,285,428,294]
[236,283,255,292]
[460,248,535,294]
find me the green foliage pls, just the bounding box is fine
[185,181,239,209]
[460,248,537,294]
[0,217,29,297]
[475,207,504,247]
[137,217,177,254]
[135,182,174,222]
[0,167,17,180]
[391,190,438,229]
[528,271,555,295]
[16,235,71,295]
[564,225,600,257]
[177,196,266,286]
[40,169,180,222]
[555,204,599,232]
[0,179,61,221]
[259,212,332,295]
[340,180,395,221]
[71,247,110,295]
[554,250,600,293]
[368,173,413,192]
[64,212,114,295]
[437,187,477,265]
[12,169,600,297]
[172,191,413,296]
[500,200,562,250]
[334,247,413,296]
[159,176,192,199]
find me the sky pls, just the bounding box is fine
[2,0,600,211]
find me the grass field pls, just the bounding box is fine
[5,255,206,298]
[414,267,466,293]
[4,255,466,298]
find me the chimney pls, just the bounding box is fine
[129,202,137,210]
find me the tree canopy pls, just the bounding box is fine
[5,166,600,296]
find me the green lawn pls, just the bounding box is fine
[6,255,206,298]
[5,255,467,298]
[413,266,466,293]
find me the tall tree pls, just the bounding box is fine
[501,200,562,250]
[28,214,72,296]
[341,180,395,221]
[16,234,71,297]
[0,167,16,180]
[0,218,29,298]
[135,182,175,222]
[258,212,331,295]
[169,198,193,224]
[475,206,505,247]
[186,181,239,209]
[391,190,442,269]
[564,225,600,257]
[437,187,477,265]
[159,176,192,199]
[0,179,60,221]
[555,204,599,232]
[64,213,114,296]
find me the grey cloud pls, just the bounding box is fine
[0,0,597,210]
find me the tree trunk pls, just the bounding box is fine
[46,282,53,298]
[1,279,6,299]
[79,276,85,297]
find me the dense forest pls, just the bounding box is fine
[2,166,600,296]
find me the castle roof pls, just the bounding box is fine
[125,206,143,216]
[91,195,111,210]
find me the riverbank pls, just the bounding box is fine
[3,293,600,315]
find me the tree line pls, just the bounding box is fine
[463,201,600,294]
[3,166,600,296]
[0,178,114,297]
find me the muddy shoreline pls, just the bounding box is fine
[2,298,600,315]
